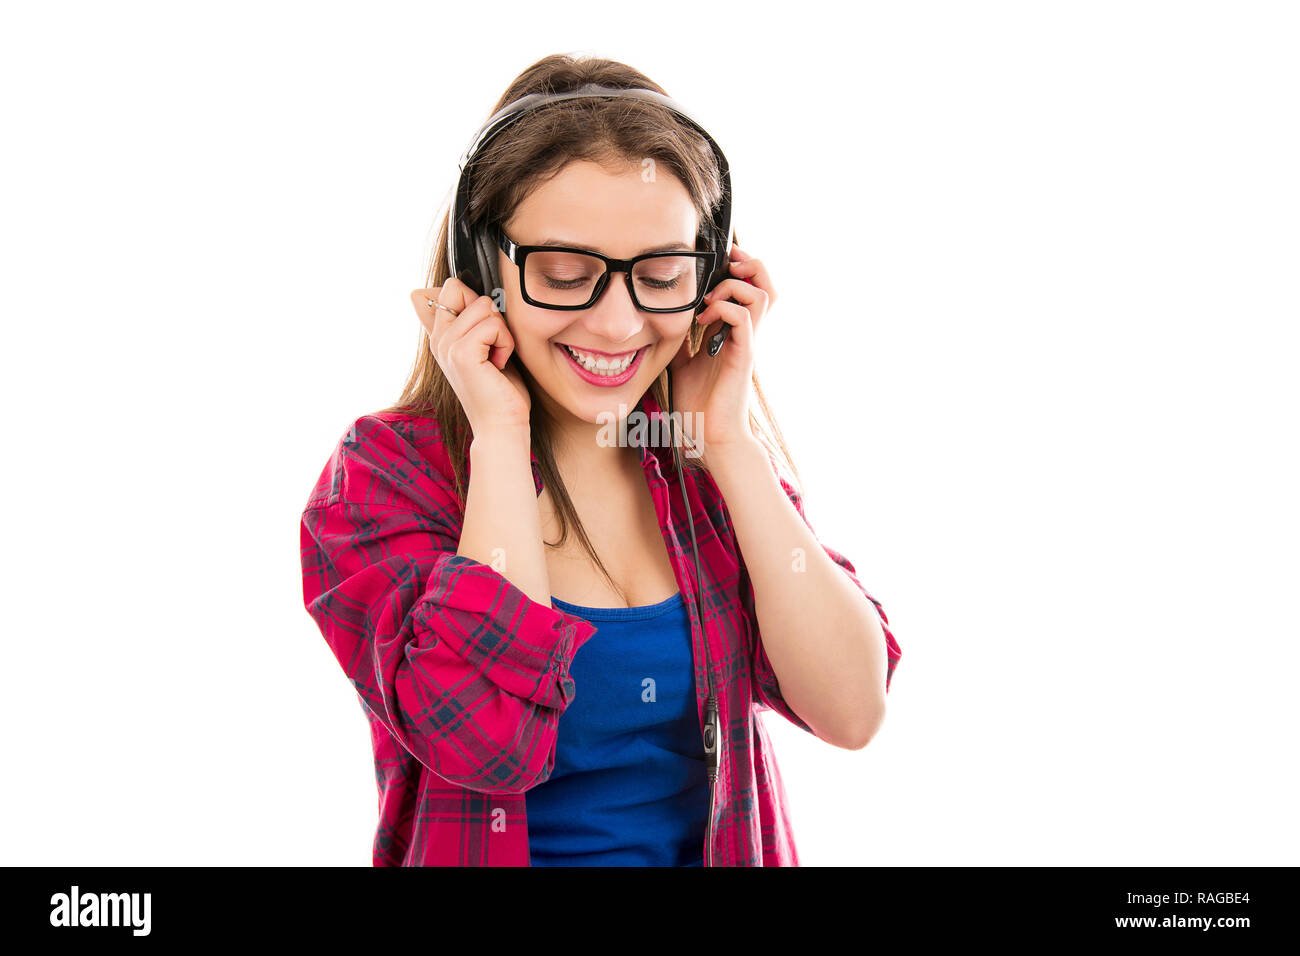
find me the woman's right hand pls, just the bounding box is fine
[410,279,531,434]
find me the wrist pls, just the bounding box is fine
[702,434,767,488]
[471,421,531,442]
[470,424,533,458]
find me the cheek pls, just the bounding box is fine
[508,310,571,359]
[652,314,693,345]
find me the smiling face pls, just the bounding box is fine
[497,158,700,430]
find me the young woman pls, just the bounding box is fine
[299,54,902,867]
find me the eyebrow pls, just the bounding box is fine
[537,237,694,256]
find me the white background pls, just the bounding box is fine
[2,1,1296,866]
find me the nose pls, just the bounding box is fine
[582,271,645,346]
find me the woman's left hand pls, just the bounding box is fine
[667,243,777,467]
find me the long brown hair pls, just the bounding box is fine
[379,53,801,603]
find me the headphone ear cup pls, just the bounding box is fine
[472,228,503,314]
[449,187,484,296]
[708,225,729,293]
[691,228,718,319]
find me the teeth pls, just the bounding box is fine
[563,344,637,376]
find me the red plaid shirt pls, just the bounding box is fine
[299,388,901,865]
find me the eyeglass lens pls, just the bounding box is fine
[523,250,708,310]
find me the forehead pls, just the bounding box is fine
[507,159,698,256]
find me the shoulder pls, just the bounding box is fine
[303,409,460,513]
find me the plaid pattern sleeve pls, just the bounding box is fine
[740,453,902,734]
[299,415,599,795]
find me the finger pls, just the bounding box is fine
[726,256,777,310]
[411,288,442,335]
[702,276,769,335]
[422,291,492,362]
[411,286,472,339]
[452,311,516,371]
[694,297,754,358]
[440,276,479,315]
[707,277,764,340]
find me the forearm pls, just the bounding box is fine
[709,438,889,748]
[458,426,552,608]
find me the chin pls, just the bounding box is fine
[559,385,646,425]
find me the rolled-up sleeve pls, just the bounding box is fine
[299,418,597,793]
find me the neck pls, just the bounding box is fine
[537,392,646,478]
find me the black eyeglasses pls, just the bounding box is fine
[495,224,714,313]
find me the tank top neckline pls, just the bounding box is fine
[550,590,684,622]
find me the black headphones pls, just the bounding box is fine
[448,81,734,357]
[446,81,730,865]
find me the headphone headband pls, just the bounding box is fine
[448,83,734,307]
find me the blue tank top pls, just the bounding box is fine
[527,590,710,866]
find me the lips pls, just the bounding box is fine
[558,343,641,360]
[555,342,647,387]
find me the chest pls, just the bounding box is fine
[538,468,681,609]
